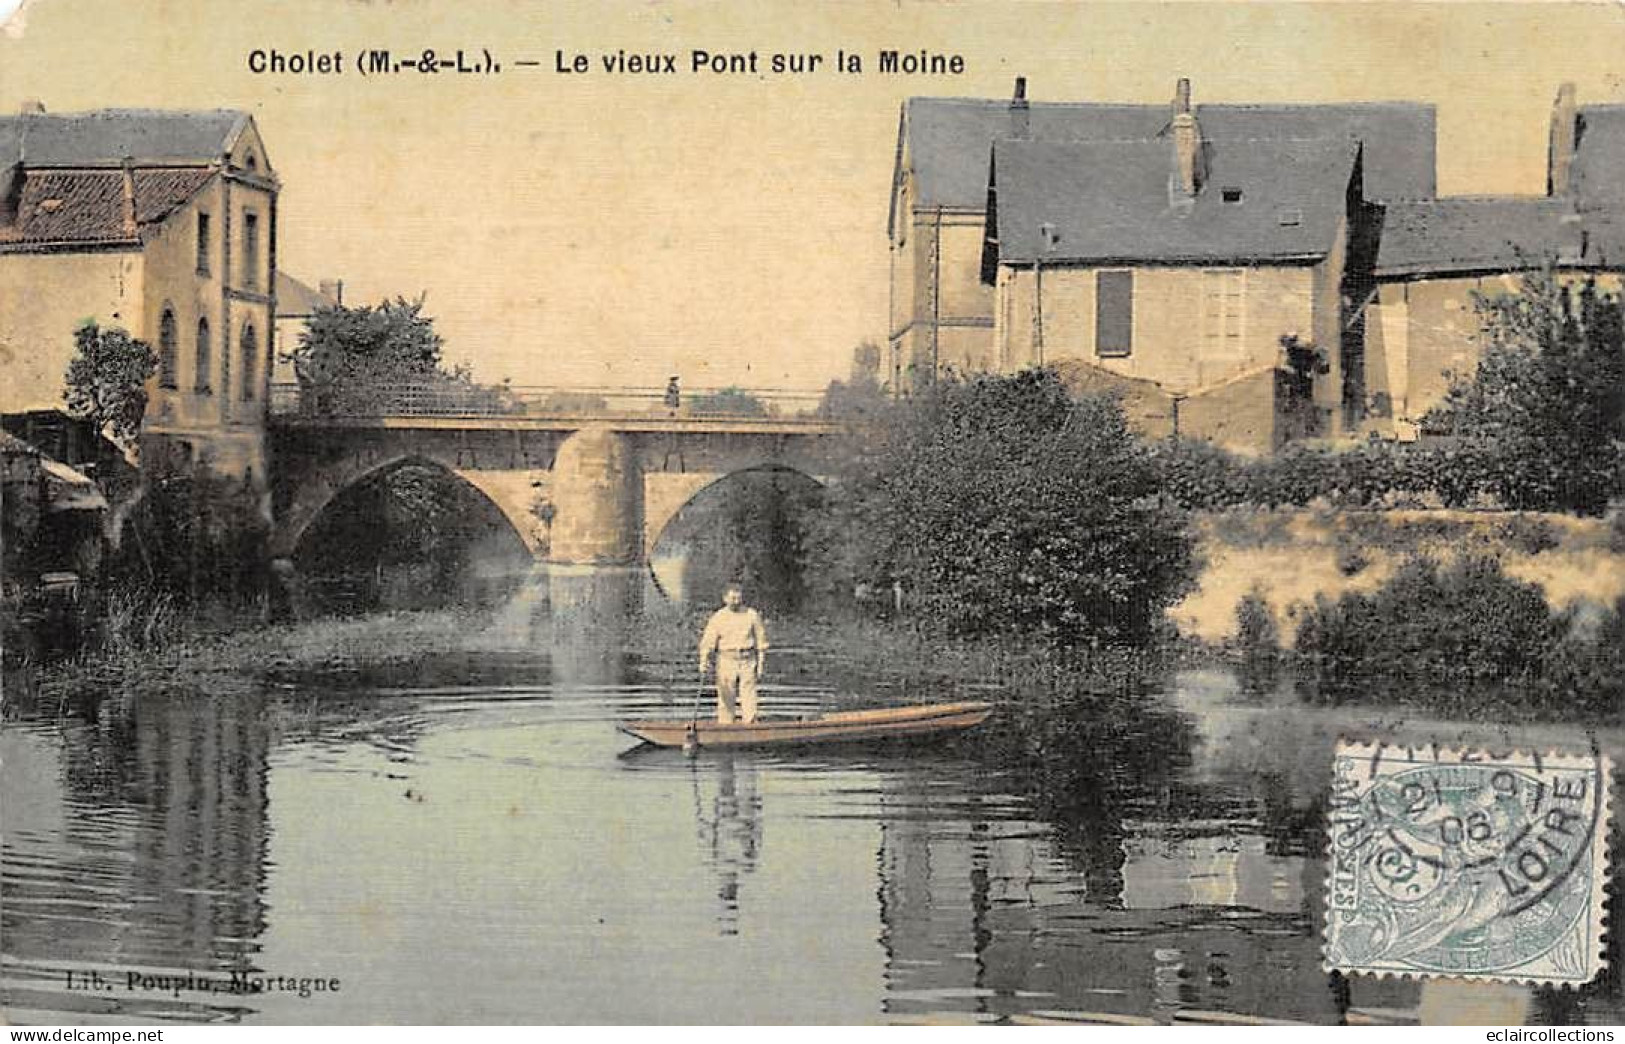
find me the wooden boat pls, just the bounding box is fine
[617,700,994,749]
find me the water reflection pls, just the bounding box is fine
[689,756,763,936]
[9,575,1625,1024]
[3,688,272,1022]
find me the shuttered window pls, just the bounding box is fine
[1095,270,1133,357]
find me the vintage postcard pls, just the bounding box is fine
[3,0,1625,1030]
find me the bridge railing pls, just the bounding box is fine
[268,382,830,420]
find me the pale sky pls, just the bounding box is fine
[3,0,1624,390]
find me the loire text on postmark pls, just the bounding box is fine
[1325,741,1611,985]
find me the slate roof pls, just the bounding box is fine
[0,109,247,167]
[1373,197,1625,276]
[276,272,338,316]
[1571,105,1625,210]
[0,166,214,245]
[894,96,1434,225]
[988,137,1360,265]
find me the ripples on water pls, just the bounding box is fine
[3,611,1623,1024]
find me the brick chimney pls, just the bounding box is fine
[1171,77,1206,197]
[1009,76,1030,139]
[1549,82,1578,197]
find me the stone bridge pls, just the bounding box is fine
[267,411,844,570]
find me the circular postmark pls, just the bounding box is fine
[1325,744,1608,980]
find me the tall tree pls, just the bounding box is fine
[1428,272,1625,514]
[62,322,158,455]
[285,295,505,413]
[813,369,1196,645]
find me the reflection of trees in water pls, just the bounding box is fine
[689,755,763,936]
[972,692,1198,899]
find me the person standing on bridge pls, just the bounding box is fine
[698,583,768,724]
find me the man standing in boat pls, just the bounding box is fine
[699,583,769,724]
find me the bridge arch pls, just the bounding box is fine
[271,449,546,561]
[643,465,828,607]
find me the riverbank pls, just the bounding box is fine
[1172,507,1625,643]
[26,606,496,699]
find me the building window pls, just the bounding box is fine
[194,317,212,394]
[1201,269,1246,353]
[242,212,259,290]
[221,318,232,414]
[158,307,178,388]
[1095,270,1134,357]
[1221,187,1244,204]
[240,322,257,401]
[196,212,211,274]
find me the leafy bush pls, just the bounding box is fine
[689,387,768,417]
[102,451,270,613]
[1333,539,1370,577]
[1150,436,1500,511]
[1500,516,1562,555]
[1233,589,1279,693]
[63,322,158,452]
[1292,555,1610,716]
[1426,273,1625,515]
[810,369,1197,646]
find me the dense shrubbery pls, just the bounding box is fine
[810,369,1197,646]
[1149,438,1498,511]
[289,296,514,414]
[688,387,768,417]
[1232,588,1280,694]
[1428,273,1625,516]
[1293,556,1625,717]
[99,453,271,640]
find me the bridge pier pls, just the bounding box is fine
[548,426,644,566]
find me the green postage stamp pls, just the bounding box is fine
[1325,740,1613,985]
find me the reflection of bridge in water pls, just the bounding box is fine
[266,382,846,580]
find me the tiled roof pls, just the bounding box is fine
[0,109,247,166]
[988,137,1359,265]
[896,96,1434,220]
[0,166,214,245]
[1372,198,1625,276]
[1571,105,1625,210]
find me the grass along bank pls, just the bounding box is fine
[1172,507,1625,645]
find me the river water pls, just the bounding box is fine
[3,573,1622,1025]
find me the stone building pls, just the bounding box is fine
[0,105,279,480]
[981,83,1366,453]
[1359,85,1625,438]
[888,77,1435,403]
[913,78,1625,453]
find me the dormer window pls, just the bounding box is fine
[1221,187,1244,204]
